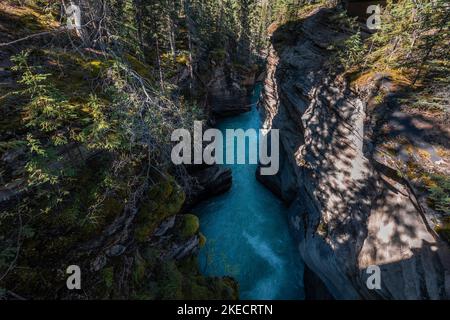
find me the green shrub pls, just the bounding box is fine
[427,175,450,214]
[436,217,450,244]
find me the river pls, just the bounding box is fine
[194,85,305,300]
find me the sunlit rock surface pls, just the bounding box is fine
[259,8,450,300]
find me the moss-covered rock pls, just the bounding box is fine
[157,260,184,299]
[0,3,59,38]
[102,267,115,290]
[124,53,154,81]
[179,214,200,238]
[135,178,186,242]
[0,1,242,301]
[132,253,147,286]
[198,232,207,248]
[174,257,239,300]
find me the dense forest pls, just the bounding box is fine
[0,0,448,300]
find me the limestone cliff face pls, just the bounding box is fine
[192,46,257,118]
[258,8,450,299]
[206,64,255,117]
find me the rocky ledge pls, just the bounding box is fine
[184,164,233,211]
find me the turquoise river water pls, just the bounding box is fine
[195,86,305,300]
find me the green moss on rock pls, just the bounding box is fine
[124,53,154,81]
[157,260,184,300]
[199,232,207,248]
[180,214,200,238]
[174,257,239,300]
[135,178,186,242]
[132,253,147,286]
[102,267,115,289]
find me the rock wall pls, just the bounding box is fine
[206,64,255,117]
[192,45,258,118]
[258,8,450,299]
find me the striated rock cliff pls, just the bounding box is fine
[205,63,255,117]
[191,45,258,118]
[258,8,450,299]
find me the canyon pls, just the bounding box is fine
[1,0,448,301]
